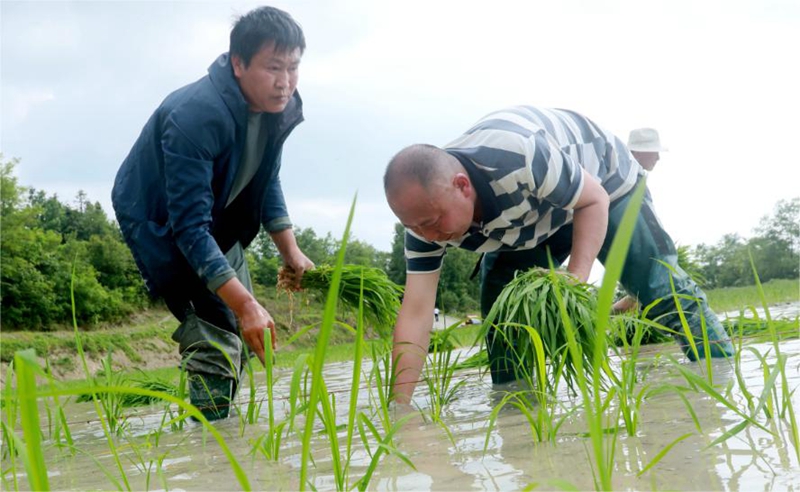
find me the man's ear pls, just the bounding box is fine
[453,173,471,195]
[232,55,245,77]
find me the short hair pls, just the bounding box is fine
[383,144,456,196]
[230,6,306,67]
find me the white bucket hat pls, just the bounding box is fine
[627,128,668,152]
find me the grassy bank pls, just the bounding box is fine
[706,278,799,313]
[1,278,797,383]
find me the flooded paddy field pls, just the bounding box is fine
[2,305,798,491]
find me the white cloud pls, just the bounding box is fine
[288,197,396,249]
[1,0,797,256]
[3,87,56,126]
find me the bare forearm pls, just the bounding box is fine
[270,228,301,259]
[216,277,258,316]
[568,204,607,281]
[567,172,610,282]
[391,272,439,404]
[392,309,433,404]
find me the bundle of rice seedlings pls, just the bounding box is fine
[280,264,404,339]
[480,267,598,395]
[609,314,671,347]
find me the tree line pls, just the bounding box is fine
[1,156,797,331]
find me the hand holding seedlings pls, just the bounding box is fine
[278,265,304,292]
[238,298,277,365]
[279,264,404,338]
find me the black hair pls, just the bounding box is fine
[230,6,306,67]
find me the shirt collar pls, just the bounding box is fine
[446,150,501,228]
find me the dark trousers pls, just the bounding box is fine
[165,243,252,380]
[480,191,733,384]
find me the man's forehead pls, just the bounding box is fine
[258,42,302,60]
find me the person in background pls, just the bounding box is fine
[612,127,668,313]
[112,6,313,421]
[627,127,667,171]
[383,106,734,403]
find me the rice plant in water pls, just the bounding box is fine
[280,263,403,339]
[609,313,671,347]
[420,326,467,440]
[297,196,414,490]
[480,267,598,395]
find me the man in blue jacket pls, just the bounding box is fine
[112,6,313,420]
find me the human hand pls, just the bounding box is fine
[238,299,276,365]
[277,252,315,291]
[554,268,586,284]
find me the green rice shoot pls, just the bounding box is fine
[480,267,599,394]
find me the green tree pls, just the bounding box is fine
[2,157,146,329]
[293,227,335,265]
[693,198,799,288]
[755,198,800,252]
[438,248,481,313]
[248,229,281,286]
[1,157,62,327]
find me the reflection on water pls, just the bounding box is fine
[4,320,799,490]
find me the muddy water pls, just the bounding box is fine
[4,313,799,490]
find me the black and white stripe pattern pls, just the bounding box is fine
[406,106,643,273]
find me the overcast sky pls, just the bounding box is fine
[3,0,798,269]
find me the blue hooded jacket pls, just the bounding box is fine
[112,53,304,297]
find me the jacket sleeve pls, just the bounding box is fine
[161,111,234,290]
[261,147,292,232]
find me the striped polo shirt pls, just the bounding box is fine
[405,106,644,273]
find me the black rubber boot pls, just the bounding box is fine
[188,372,234,421]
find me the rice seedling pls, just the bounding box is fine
[605,314,671,437]
[428,326,458,353]
[40,359,75,453]
[479,266,599,395]
[366,338,396,438]
[452,349,488,371]
[345,275,368,470]
[11,350,49,492]
[748,254,799,461]
[252,341,289,461]
[1,373,20,491]
[168,368,188,432]
[298,196,357,490]
[420,326,467,441]
[608,312,671,347]
[280,263,404,339]
[75,353,130,436]
[68,265,134,491]
[486,386,573,447]
[661,255,799,469]
[124,429,171,491]
[293,196,415,490]
[722,315,799,341]
[556,179,648,489]
[77,365,178,411]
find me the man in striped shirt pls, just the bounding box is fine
[383,106,733,403]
